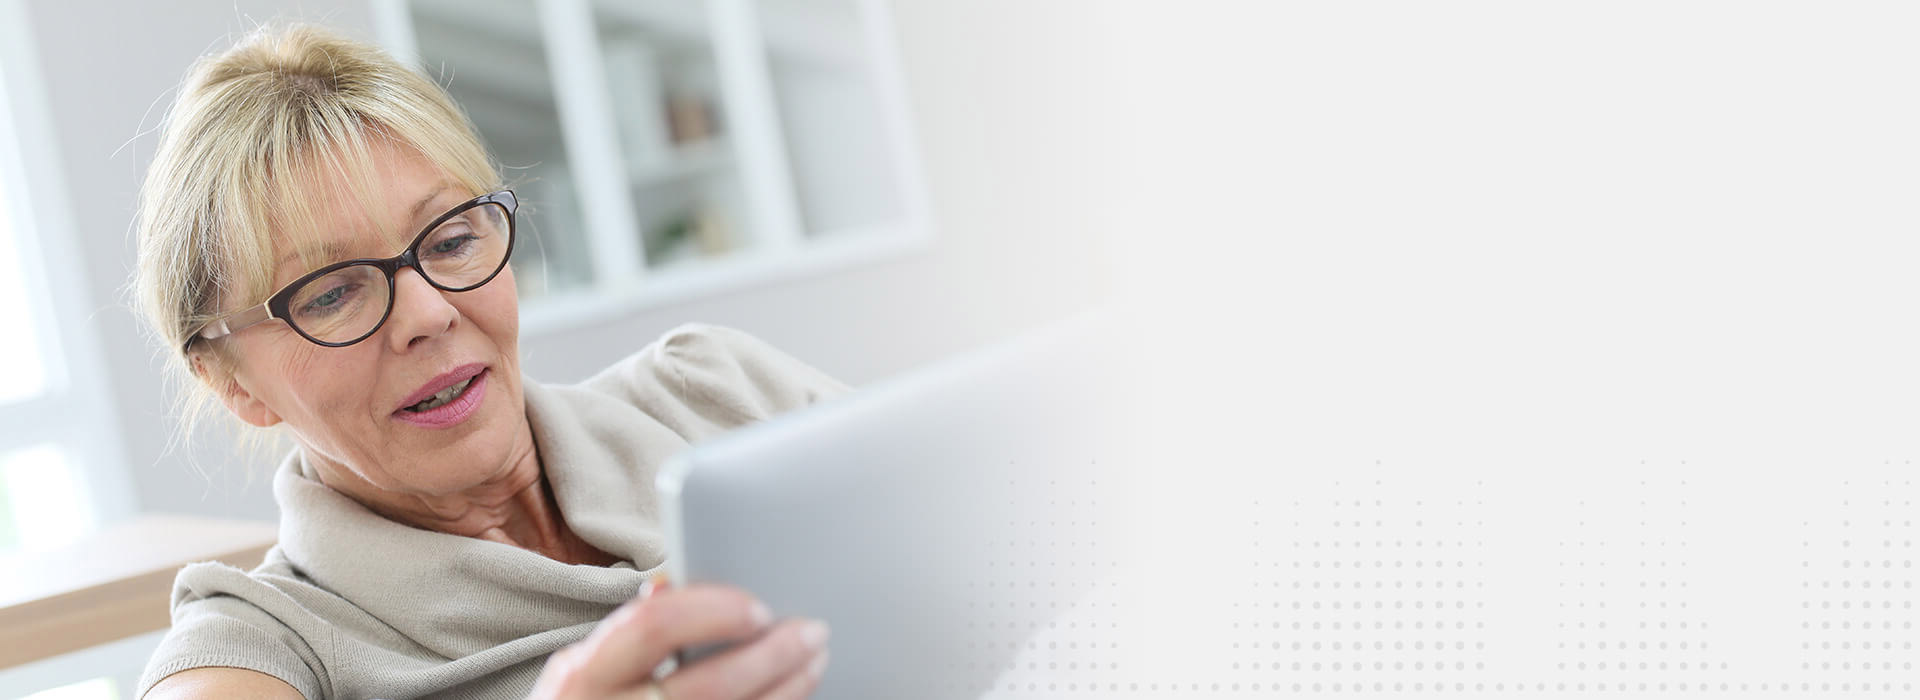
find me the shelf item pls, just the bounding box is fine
[628,139,734,191]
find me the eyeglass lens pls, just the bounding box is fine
[285,201,512,343]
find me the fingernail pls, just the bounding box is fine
[801,620,831,648]
[807,649,831,677]
[642,573,669,597]
[748,600,773,627]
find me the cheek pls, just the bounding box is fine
[231,333,304,395]
[468,270,519,347]
[492,266,518,318]
[259,341,380,420]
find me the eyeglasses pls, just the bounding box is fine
[184,190,518,351]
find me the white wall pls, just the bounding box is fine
[19,0,1109,522]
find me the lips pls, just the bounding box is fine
[392,363,489,429]
[395,363,487,412]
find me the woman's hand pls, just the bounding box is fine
[529,581,831,699]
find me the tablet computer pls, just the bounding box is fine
[656,309,1138,699]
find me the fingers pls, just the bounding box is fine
[662,618,830,700]
[573,582,774,690]
[755,650,829,700]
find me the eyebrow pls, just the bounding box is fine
[274,186,451,270]
[408,185,449,223]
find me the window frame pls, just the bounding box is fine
[0,0,137,550]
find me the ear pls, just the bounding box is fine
[190,351,283,428]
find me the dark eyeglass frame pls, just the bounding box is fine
[183,189,519,352]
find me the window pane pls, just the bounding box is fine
[754,0,907,238]
[0,454,15,551]
[0,444,89,553]
[0,181,49,404]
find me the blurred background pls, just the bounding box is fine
[13,0,1920,697]
[0,0,1113,696]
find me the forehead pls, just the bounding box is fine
[273,141,456,275]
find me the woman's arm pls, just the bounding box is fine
[144,667,305,700]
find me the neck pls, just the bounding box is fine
[390,456,561,548]
[311,441,613,565]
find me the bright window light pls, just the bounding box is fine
[0,181,49,405]
[0,444,88,552]
[19,677,120,700]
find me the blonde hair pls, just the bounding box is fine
[131,23,500,460]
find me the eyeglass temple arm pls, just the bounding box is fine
[187,303,274,348]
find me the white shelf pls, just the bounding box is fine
[520,222,931,338]
[629,139,733,190]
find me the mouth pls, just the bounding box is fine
[392,363,489,428]
[402,375,477,412]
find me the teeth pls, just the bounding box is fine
[406,376,474,413]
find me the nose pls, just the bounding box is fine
[385,267,458,353]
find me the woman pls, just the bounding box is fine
[132,23,840,700]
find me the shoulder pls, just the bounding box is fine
[140,553,329,699]
[650,321,763,356]
[169,548,325,615]
[574,322,853,427]
[642,322,823,382]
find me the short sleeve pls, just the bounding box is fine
[137,563,327,699]
[582,323,853,433]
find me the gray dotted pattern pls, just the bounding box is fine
[964,461,1916,698]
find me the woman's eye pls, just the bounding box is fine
[300,284,358,316]
[428,231,478,257]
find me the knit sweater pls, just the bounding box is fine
[136,323,851,699]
